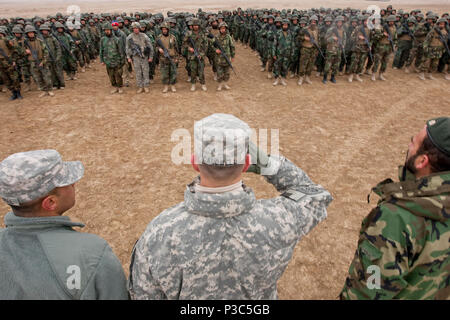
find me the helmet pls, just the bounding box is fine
[131,22,141,29]
[139,20,147,27]
[324,16,333,22]
[407,17,417,24]
[386,15,397,22]
[437,18,447,24]
[159,22,170,29]
[274,17,282,23]
[417,13,425,19]
[39,23,51,31]
[358,14,366,21]
[24,25,36,33]
[218,22,228,29]
[12,25,23,34]
[191,18,200,26]
[282,19,290,25]
[335,16,345,22]
[116,17,124,23]
[0,26,8,35]
[299,18,307,24]
[309,15,318,21]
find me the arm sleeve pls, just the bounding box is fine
[128,237,168,300]
[340,205,410,300]
[93,244,129,300]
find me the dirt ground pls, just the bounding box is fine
[1,0,449,300]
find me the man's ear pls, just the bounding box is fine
[415,154,430,170]
[191,154,200,172]
[242,154,251,172]
[41,194,58,212]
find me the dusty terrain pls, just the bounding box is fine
[0,0,449,300]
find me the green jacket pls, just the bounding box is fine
[99,34,124,68]
[0,212,129,300]
[341,167,450,300]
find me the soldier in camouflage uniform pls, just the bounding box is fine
[212,22,235,91]
[316,16,333,76]
[348,15,371,83]
[126,22,153,93]
[371,15,397,81]
[67,23,87,73]
[323,16,346,84]
[341,117,450,300]
[100,24,125,94]
[298,15,320,85]
[419,18,448,80]
[182,18,208,92]
[405,13,427,73]
[128,113,332,300]
[113,21,130,87]
[156,22,179,93]
[13,25,32,92]
[206,17,220,81]
[261,16,277,79]
[272,19,294,86]
[393,17,416,70]
[342,17,358,74]
[54,22,78,81]
[288,14,300,78]
[40,24,64,90]
[23,25,53,97]
[0,26,23,100]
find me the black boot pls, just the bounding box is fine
[330,74,336,84]
[16,90,23,99]
[322,72,328,84]
[9,90,17,101]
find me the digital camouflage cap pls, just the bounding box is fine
[0,150,84,206]
[194,114,252,166]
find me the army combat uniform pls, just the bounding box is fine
[298,20,320,85]
[126,23,153,92]
[213,23,235,90]
[129,113,333,300]
[156,24,179,92]
[0,29,23,100]
[420,22,448,79]
[100,25,125,93]
[323,19,346,83]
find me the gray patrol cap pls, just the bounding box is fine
[194,114,252,166]
[0,150,84,206]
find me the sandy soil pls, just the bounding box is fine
[0,0,449,300]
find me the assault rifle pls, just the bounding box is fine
[156,38,177,69]
[24,37,45,73]
[207,33,236,76]
[383,24,395,51]
[435,27,450,56]
[333,28,346,64]
[189,36,202,64]
[303,29,325,59]
[360,26,373,62]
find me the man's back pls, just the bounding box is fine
[0,213,128,300]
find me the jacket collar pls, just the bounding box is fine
[184,176,256,218]
[4,212,85,229]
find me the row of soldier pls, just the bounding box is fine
[0,7,449,100]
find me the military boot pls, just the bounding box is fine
[445,73,450,81]
[418,72,425,80]
[289,72,295,79]
[217,83,223,91]
[330,74,336,84]
[260,67,266,72]
[322,73,327,84]
[348,74,353,83]
[48,91,55,97]
[297,76,304,85]
[267,73,272,79]
[190,84,196,91]
[213,73,218,81]
[110,87,118,94]
[118,88,123,94]
[272,77,279,86]
[365,69,372,75]
[379,73,387,81]
[137,88,144,94]
[9,90,17,101]
[201,84,207,91]
[170,85,176,92]
[144,87,149,93]
[371,73,376,81]
[81,66,86,73]
[0,85,6,93]
[280,78,287,86]
[39,91,48,98]
[163,85,169,93]
[223,82,231,90]
[355,74,363,82]
[427,73,435,80]
[305,76,312,84]
[404,66,410,74]
[23,82,31,92]
[16,90,23,99]
[186,76,192,82]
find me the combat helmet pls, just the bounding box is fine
[131,21,141,29]
[386,15,397,22]
[103,23,113,30]
[39,23,51,31]
[24,25,36,33]
[309,15,319,22]
[54,22,65,29]
[159,22,170,29]
[407,17,417,24]
[191,18,200,26]
[218,22,228,29]
[274,16,283,23]
[12,25,23,34]
[0,26,8,35]
[324,16,333,22]
[436,18,447,24]
[335,16,345,22]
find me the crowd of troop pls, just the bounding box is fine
[0,5,449,100]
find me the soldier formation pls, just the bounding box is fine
[0,6,449,100]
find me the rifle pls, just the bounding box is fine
[156,38,177,69]
[0,45,20,73]
[52,31,78,61]
[188,35,202,64]
[435,27,450,56]
[24,37,45,72]
[402,23,416,42]
[39,33,56,62]
[303,28,325,59]
[128,37,148,59]
[333,28,346,64]
[207,33,236,76]
[383,24,395,51]
[360,26,374,62]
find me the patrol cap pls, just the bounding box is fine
[194,114,252,166]
[0,150,84,206]
[426,117,450,157]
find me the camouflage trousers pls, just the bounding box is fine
[188,58,205,85]
[61,54,77,77]
[30,62,52,92]
[350,47,369,74]
[132,56,150,88]
[406,43,424,68]
[123,62,131,86]
[160,61,177,85]
[0,61,21,91]
[262,54,275,72]
[421,46,445,73]
[217,63,231,82]
[324,50,342,75]
[315,47,326,72]
[393,39,412,68]
[372,44,392,74]
[273,56,290,78]
[73,48,85,68]
[82,48,91,65]
[106,64,123,87]
[48,61,65,88]
[289,48,300,75]
[18,60,32,84]
[299,47,318,76]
